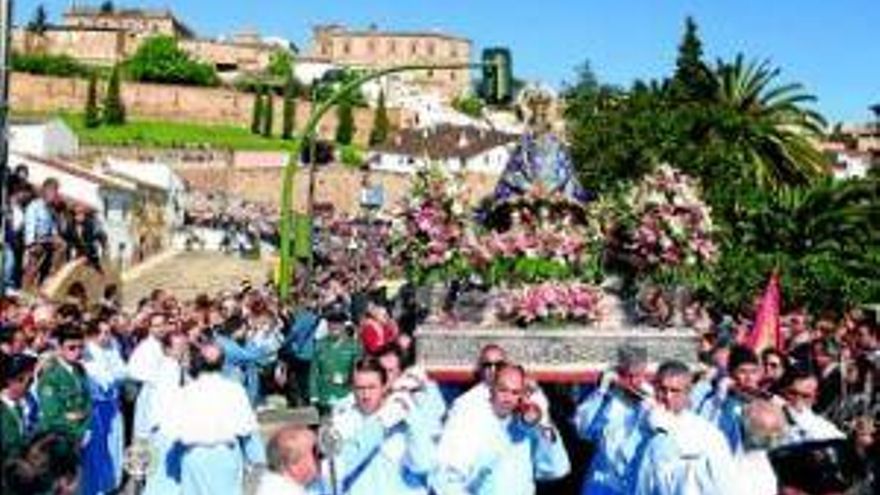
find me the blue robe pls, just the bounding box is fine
[431,389,570,495]
[330,396,439,495]
[573,389,650,495]
[81,341,127,495]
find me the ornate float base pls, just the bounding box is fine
[416,324,699,383]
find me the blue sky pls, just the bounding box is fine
[18,1,880,123]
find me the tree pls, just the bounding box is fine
[251,90,264,134]
[268,50,294,79]
[100,1,115,13]
[262,88,274,138]
[27,5,49,35]
[103,65,125,125]
[672,16,715,101]
[369,90,390,145]
[281,74,296,140]
[709,54,828,188]
[125,36,219,86]
[84,72,101,128]
[452,93,484,118]
[335,98,355,145]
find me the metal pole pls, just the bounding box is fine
[0,0,13,296]
[277,62,495,300]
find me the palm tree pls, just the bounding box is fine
[711,54,829,188]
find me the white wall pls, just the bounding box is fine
[9,119,79,157]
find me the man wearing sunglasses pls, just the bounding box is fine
[446,344,507,421]
[777,366,844,446]
[36,324,92,445]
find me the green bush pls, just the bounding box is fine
[340,145,363,167]
[11,52,91,78]
[452,94,485,118]
[124,36,219,87]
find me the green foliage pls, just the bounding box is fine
[267,50,294,78]
[281,75,296,140]
[11,52,91,78]
[671,16,715,101]
[369,90,390,146]
[124,36,219,87]
[261,89,274,137]
[312,69,367,106]
[61,113,299,151]
[452,94,485,118]
[335,99,355,145]
[102,66,125,125]
[340,145,363,167]
[250,91,263,134]
[28,4,49,34]
[84,73,101,128]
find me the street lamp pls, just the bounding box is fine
[277,58,510,301]
[0,0,13,296]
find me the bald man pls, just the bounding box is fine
[256,425,319,495]
[733,400,787,495]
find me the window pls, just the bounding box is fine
[427,42,436,56]
[343,41,351,55]
[367,39,376,53]
[388,40,397,54]
[450,45,459,58]
[427,69,434,78]
[321,42,331,55]
[410,41,418,55]
[450,71,457,81]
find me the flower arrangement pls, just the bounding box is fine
[625,164,718,270]
[391,166,471,285]
[496,281,605,325]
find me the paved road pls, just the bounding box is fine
[122,251,272,308]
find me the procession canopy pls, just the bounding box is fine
[486,133,594,229]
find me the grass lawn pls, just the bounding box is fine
[55,113,300,151]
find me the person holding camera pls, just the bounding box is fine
[431,362,570,495]
[326,357,438,495]
[573,344,652,495]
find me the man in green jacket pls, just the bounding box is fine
[309,311,361,414]
[36,325,92,443]
[1,352,38,465]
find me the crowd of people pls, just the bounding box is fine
[3,166,107,294]
[183,191,280,250]
[0,270,878,494]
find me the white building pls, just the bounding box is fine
[101,158,187,231]
[9,118,79,158]
[830,150,874,179]
[369,124,518,175]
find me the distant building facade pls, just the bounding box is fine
[12,6,290,74]
[310,24,472,101]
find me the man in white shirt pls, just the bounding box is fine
[431,362,570,495]
[256,425,319,495]
[627,360,737,495]
[732,399,787,495]
[777,367,844,445]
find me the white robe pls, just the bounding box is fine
[431,390,570,495]
[127,336,164,440]
[255,471,307,495]
[732,450,778,495]
[629,410,738,495]
[781,408,845,446]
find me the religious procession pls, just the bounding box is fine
[2,3,880,495]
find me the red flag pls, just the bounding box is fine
[747,270,782,353]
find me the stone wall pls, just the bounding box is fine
[10,73,407,145]
[175,160,499,215]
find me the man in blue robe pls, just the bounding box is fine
[327,357,438,495]
[431,362,570,495]
[573,345,651,495]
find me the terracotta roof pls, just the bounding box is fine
[372,125,518,160]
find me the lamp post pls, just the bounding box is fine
[0,0,12,296]
[277,59,507,300]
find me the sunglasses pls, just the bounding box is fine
[63,343,84,351]
[480,360,505,369]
